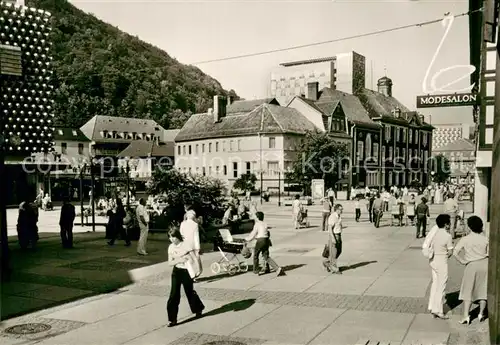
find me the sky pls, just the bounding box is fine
[69,0,474,125]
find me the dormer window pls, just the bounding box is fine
[132,132,137,140]
[112,131,117,139]
[142,133,147,140]
[102,130,108,138]
[127,132,133,140]
[72,130,77,136]
[58,129,63,135]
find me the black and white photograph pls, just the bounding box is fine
[0,0,499,344]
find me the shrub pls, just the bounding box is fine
[146,168,228,227]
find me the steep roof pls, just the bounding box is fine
[80,115,165,143]
[54,127,90,142]
[175,104,318,142]
[356,88,410,118]
[117,141,174,158]
[162,129,180,142]
[316,88,377,125]
[227,98,279,114]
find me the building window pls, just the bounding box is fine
[209,143,212,153]
[402,148,406,160]
[208,166,212,175]
[402,128,407,143]
[178,146,181,155]
[195,144,199,154]
[223,165,227,175]
[385,125,391,140]
[365,134,372,159]
[188,145,192,155]
[216,166,220,175]
[373,143,379,162]
[388,147,393,160]
[423,132,428,146]
[202,144,205,153]
[183,146,186,155]
[246,162,251,173]
[395,147,400,159]
[202,167,206,176]
[267,161,279,176]
[222,141,226,152]
[61,143,67,154]
[382,145,386,159]
[237,140,241,151]
[269,137,276,149]
[216,142,219,152]
[357,141,364,161]
[78,143,84,155]
[229,140,233,151]
[233,162,238,178]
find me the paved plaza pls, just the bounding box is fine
[0,200,489,345]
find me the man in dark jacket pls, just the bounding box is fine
[60,197,76,248]
[415,197,430,238]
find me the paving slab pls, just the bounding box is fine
[402,331,450,345]
[233,305,345,344]
[200,272,275,290]
[364,277,430,298]
[14,286,93,303]
[306,276,377,295]
[249,274,323,293]
[42,294,161,323]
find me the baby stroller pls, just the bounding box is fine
[297,207,310,228]
[211,229,251,275]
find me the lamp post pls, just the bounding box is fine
[79,163,86,226]
[125,158,130,207]
[90,143,96,232]
[278,171,281,206]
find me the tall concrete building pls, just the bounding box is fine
[432,123,474,150]
[270,51,366,105]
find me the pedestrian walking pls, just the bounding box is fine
[423,214,453,319]
[136,198,150,255]
[59,197,76,249]
[166,228,205,327]
[372,193,383,228]
[323,204,344,274]
[327,188,335,205]
[443,193,459,239]
[180,210,202,278]
[453,215,488,325]
[246,211,284,276]
[406,194,416,226]
[354,197,361,222]
[321,197,332,231]
[416,197,430,238]
[292,194,302,230]
[367,192,375,223]
[108,198,130,246]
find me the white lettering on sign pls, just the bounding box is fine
[420,94,477,105]
[422,14,476,94]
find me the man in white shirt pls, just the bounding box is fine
[246,211,284,276]
[136,198,150,255]
[180,210,202,277]
[323,204,343,274]
[424,214,453,319]
[443,193,459,239]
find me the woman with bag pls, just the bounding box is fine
[422,214,453,319]
[166,228,204,327]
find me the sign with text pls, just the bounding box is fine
[416,93,479,108]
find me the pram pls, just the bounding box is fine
[211,229,250,275]
[297,208,310,228]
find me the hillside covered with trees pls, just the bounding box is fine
[26,0,238,129]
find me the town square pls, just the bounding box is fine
[0,0,499,344]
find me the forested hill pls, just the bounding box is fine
[26,0,238,129]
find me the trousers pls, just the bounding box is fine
[323,233,342,271]
[322,212,330,231]
[60,224,73,248]
[166,267,204,322]
[137,223,149,254]
[428,254,448,314]
[416,216,427,237]
[253,238,279,273]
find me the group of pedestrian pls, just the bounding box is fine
[423,214,488,324]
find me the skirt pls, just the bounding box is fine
[459,258,488,302]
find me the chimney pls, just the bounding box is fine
[306,82,319,101]
[377,76,392,97]
[394,107,401,118]
[418,114,425,123]
[213,95,227,123]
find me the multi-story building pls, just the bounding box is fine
[287,77,434,192]
[174,96,319,192]
[270,52,366,105]
[469,0,494,222]
[432,138,475,185]
[432,123,474,150]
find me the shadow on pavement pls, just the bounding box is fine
[1,231,216,321]
[282,264,305,272]
[445,290,462,312]
[177,299,257,326]
[340,261,377,272]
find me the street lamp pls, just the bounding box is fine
[124,157,131,207]
[77,161,86,226]
[90,142,96,232]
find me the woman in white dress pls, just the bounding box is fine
[434,185,442,204]
[453,216,488,325]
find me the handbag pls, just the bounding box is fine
[322,244,330,258]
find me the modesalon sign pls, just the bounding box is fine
[416,93,479,108]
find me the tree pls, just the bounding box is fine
[233,172,257,192]
[285,131,350,194]
[430,154,451,184]
[146,168,227,227]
